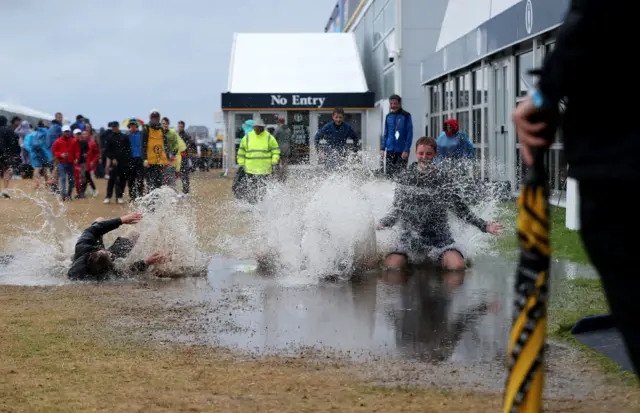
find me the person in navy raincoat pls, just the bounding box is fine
[314,107,359,172]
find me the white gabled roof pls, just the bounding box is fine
[0,101,55,121]
[227,33,368,94]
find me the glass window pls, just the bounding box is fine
[430,85,440,114]
[472,108,482,144]
[483,66,489,103]
[484,107,488,140]
[373,15,384,44]
[456,111,470,136]
[517,50,534,97]
[259,113,280,125]
[444,80,454,111]
[373,0,383,17]
[457,73,471,108]
[383,69,395,97]
[383,1,395,33]
[344,113,362,148]
[430,117,439,138]
[234,113,254,144]
[472,70,482,105]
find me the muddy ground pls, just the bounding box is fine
[0,174,638,412]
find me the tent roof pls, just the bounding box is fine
[227,33,368,94]
[0,101,55,121]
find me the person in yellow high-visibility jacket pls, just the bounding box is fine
[236,119,280,204]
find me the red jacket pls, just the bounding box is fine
[52,136,80,163]
[85,139,100,171]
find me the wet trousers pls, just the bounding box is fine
[80,170,96,194]
[58,162,75,197]
[106,162,128,199]
[385,151,408,179]
[579,179,640,378]
[74,163,86,195]
[146,164,164,192]
[180,161,190,194]
[127,158,145,200]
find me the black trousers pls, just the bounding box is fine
[127,158,145,200]
[80,170,96,193]
[147,164,164,192]
[579,179,640,377]
[385,151,408,178]
[106,162,128,199]
[180,160,190,194]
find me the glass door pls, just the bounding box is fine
[288,111,310,164]
[490,59,511,182]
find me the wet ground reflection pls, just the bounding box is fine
[152,256,599,365]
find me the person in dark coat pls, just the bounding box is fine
[0,115,21,198]
[103,121,132,204]
[67,212,164,281]
[512,0,640,378]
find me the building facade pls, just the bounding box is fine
[326,0,570,201]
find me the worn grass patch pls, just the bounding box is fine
[1,285,638,412]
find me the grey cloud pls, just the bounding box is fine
[0,0,336,129]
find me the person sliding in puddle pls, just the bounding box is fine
[377,136,503,270]
[68,212,165,281]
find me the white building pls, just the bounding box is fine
[221,33,376,171]
[325,0,570,203]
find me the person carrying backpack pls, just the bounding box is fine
[24,120,52,191]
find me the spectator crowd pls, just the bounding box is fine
[0,110,209,203]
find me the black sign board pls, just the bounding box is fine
[221,92,374,110]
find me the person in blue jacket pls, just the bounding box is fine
[314,107,359,172]
[379,94,413,178]
[436,119,475,163]
[24,120,53,190]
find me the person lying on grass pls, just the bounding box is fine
[68,212,165,281]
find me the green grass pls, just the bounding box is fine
[495,202,590,264]
[549,278,636,385]
[496,202,635,384]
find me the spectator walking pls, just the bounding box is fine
[103,121,131,204]
[51,125,79,201]
[0,116,20,198]
[177,121,194,196]
[126,119,145,200]
[142,111,175,192]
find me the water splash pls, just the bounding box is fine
[0,187,209,285]
[0,190,78,285]
[126,187,209,277]
[217,157,508,285]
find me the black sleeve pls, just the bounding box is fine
[85,218,122,239]
[538,1,607,105]
[141,127,148,161]
[73,218,122,258]
[103,135,113,160]
[379,174,409,227]
[440,175,486,231]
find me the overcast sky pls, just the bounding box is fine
[0,0,335,129]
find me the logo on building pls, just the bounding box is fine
[293,113,304,122]
[525,0,533,34]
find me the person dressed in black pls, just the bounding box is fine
[512,1,640,378]
[377,136,503,270]
[103,121,132,204]
[176,121,194,196]
[0,115,20,198]
[67,212,164,281]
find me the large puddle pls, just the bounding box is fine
[151,255,598,364]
